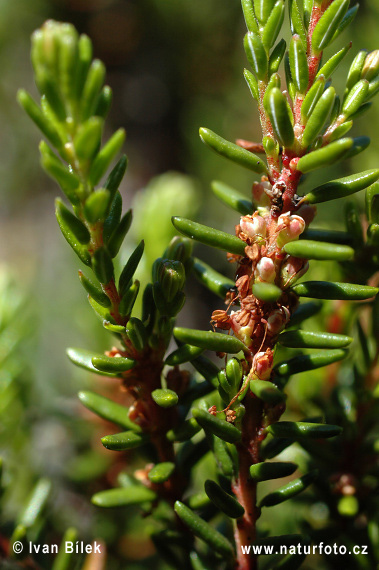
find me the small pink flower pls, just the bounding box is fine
[240,213,267,239]
[252,182,271,208]
[267,307,291,335]
[255,256,276,283]
[253,349,274,380]
[295,204,317,226]
[280,256,309,288]
[276,212,306,247]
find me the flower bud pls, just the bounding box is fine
[295,203,317,226]
[255,256,276,283]
[276,212,306,247]
[267,307,290,335]
[252,182,271,208]
[240,213,267,239]
[280,256,309,288]
[253,349,274,380]
[362,50,379,81]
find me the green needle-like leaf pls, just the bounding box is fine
[101,430,149,451]
[172,217,246,256]
[174,501,235,557]
[297,138,353,173]
[265,87,294,148]
[67,347,117,376]
[279,330,352,349]
[199,127,268,174]
[267,421,342,439]
[148,462,175,483]
[174,327,247,354]
[204,480,245,518]
[292,281,379,300]
[250,379,286,405]
[92,355,135,373]
[165,344,204,366]
[302,86,335,148]
[78,391,141,431]
[275,349,348,376]
[192,408,242,443]
[259,470,318,507]
[92,485,156,507]
[89,128,126,186]
[211,180,254,215]
[283,239,354,260]
[302,169,379,204]
[193,258,235,299]
[312,0,350,53]
[250,461,298,482]
[252,282,282,302]
[289,35,308,93]
[152,389,179,408]
[244,32,268,79]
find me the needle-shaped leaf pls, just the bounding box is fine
[262,1,285,50]
[264,87,295,148]
[211,180,254,215]
[302,169,379,204]
[119,240,145,296]
[174,501,235,557]
[165,344,204,366]
[289,35,308,94]
[252,282,282,302]
[297,138,352,173]
[91,354,135,373]
[78,391,141,431]
[250,379,286,405]
[89,128,126,187]
[250,461,298,482]
[259,470,318,507]
[316,43,351,81]
[174,327,247,354]
[101,430,149,451]
[148,462,175,483]
[67,347,116,376]
[192,408,242,443]
[193,258,235,299]
[283,239,354,260]
[287,301,322,327]
[199,127,268,174]
[204,480,245,518]
[274,349,348,376]
[312,0,350,53]
[78,271,111,307]
[269,39,287,75]
[292,281,379,300]
[289,0,307,47]
[302,86,335,148]
[92,485,156,507]
[172,217,246,256]
[152,389,179,408]
[278,330,352,349]
[267,422,343,439]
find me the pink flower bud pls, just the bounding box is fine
[252,182,271,209]
[240,213,267,239]
[255,256,276,283]
[295,204,317,226]
[267,307,290,335]
[253,349,274,380]
[280,256,309,288]
[276,212,306,247]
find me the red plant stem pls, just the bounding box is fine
[233,393,264,570]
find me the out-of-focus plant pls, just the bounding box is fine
[18,1,379,568]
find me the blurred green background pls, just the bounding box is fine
[1,0,379,567]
